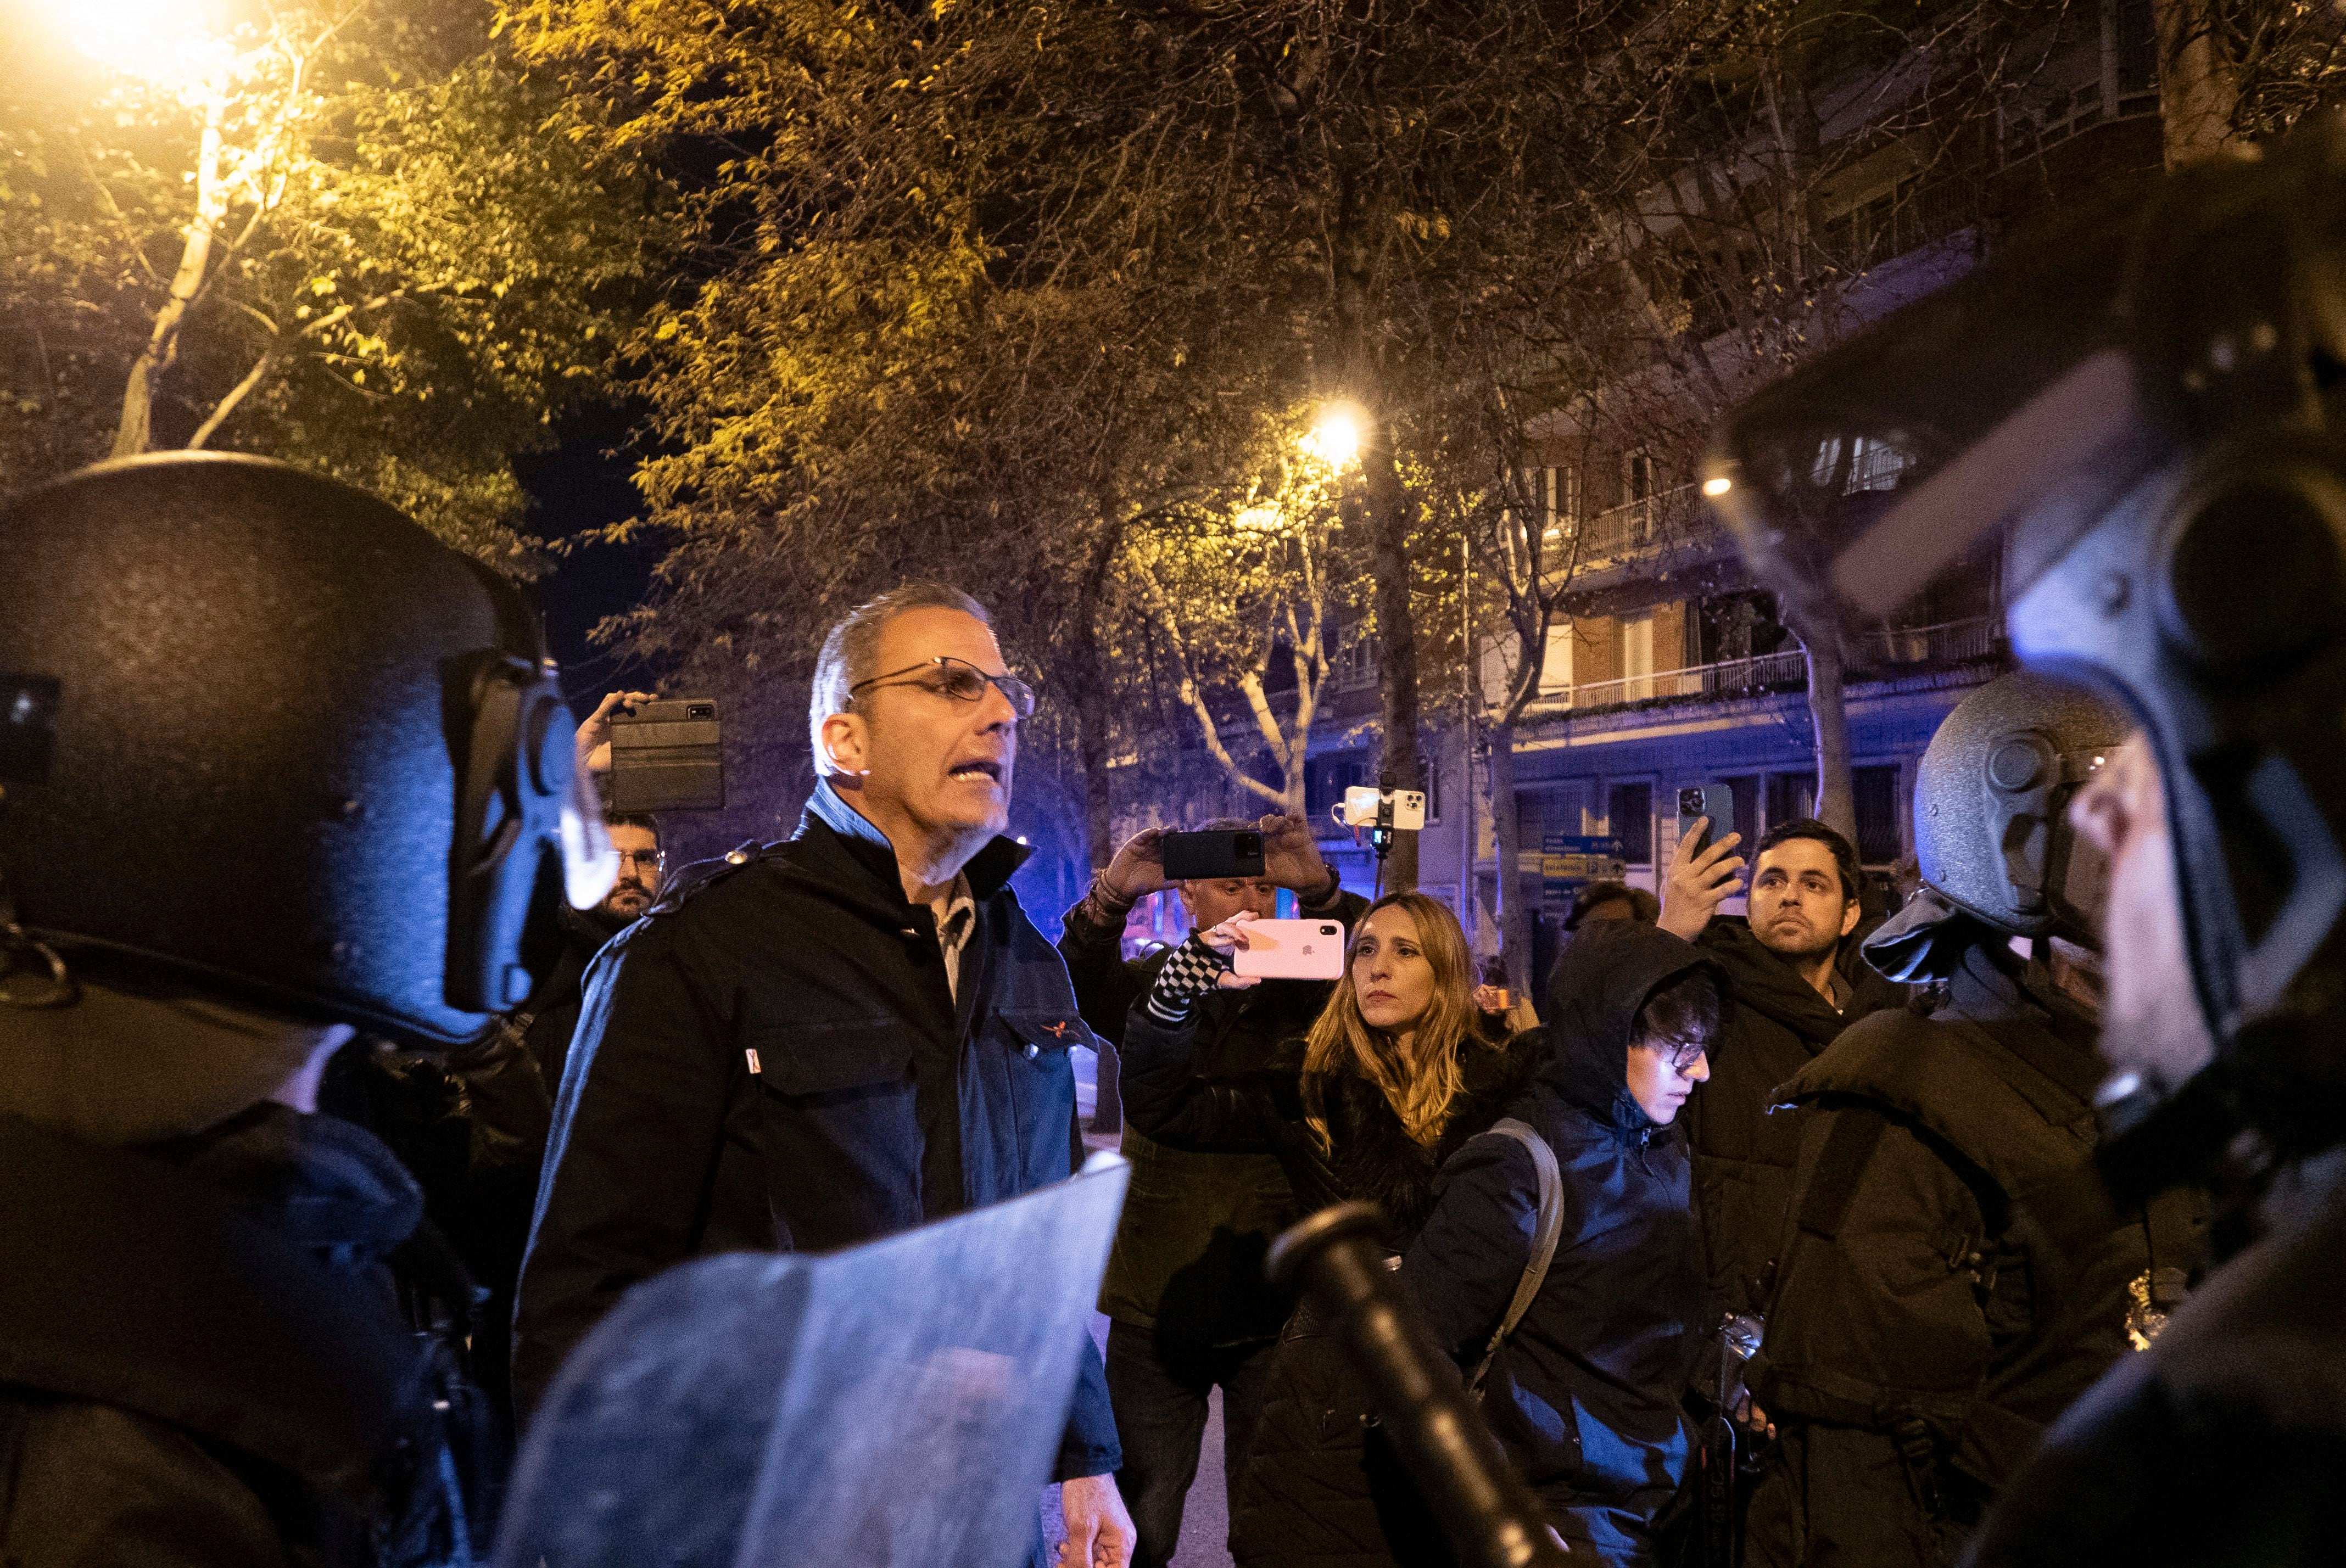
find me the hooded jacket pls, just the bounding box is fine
[1405,921,1716,1565]
[1683,917,1905,1328]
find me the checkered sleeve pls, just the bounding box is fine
[1143,932,1237,1026]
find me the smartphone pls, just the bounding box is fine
[1232,918,1349,981]
[1161,828,1266,881]
[1335,785,1428,831]
[608,699,725,812]
[1676,781,1740,857]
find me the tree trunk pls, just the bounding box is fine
[2154,0,2238,168]
[1802,625,1858,843]
[1487,715,1533,995]
[1362,434,1423,892]
[115,100,227,458]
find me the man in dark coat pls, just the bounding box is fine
[1660,817,1904,1332]
[1407,920,1721,1565]
[520,808,663,1092]
[513,583,1131,1564]
[1059,815,1366,1568]
[1743,673,2184,1566]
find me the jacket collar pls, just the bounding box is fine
[798,780,1032,904]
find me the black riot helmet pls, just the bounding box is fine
[0,453,616,1047]
[1910,672,2132,945]
[1703,117,2346,1106]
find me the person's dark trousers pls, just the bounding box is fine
[1106,1319,1277,1568]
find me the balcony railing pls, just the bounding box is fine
[1538,481,1725,578]
[1531,615,2003,714]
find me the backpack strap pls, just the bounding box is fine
[1467,1117,1564,1393]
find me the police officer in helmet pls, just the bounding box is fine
[1705,116,2346,1565]
[1742,672,2204,1565]
[0,453,615,1565]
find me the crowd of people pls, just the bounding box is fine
[6,128,2345,1568]
[0,451,2177,1568]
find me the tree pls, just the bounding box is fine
[1,0,656,560]
[1120,448,1359,819]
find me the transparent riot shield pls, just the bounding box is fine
[495,1152,1129,1568]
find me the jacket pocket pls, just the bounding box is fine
[997,1010,1091,1062]
[747,1016,913,1097]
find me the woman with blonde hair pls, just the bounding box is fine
[1121,891,1539,1567]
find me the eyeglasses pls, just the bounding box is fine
[615,849,665,875]
[1649,1039,1709,1074]
[848,656,1037,719]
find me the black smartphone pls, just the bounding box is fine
[1160,828,1266,881]
[608,698,725,811]
[1676,781,1740,858]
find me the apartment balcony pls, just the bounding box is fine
[1545,481,1736,606]
[1524,615,2006,720]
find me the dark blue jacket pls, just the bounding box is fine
[1404,922,1715,1565]
[512,783,1118,1479]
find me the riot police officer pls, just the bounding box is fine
[1703,116,2346,1565]
[0,453,615,1565]
[1742,673,2202,1565]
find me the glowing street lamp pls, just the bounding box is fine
[1303,404,1364,471]
[70,0,241,97]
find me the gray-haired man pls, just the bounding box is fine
[515,581,1132,1565]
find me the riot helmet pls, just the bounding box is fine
[1911,672,2132,944]
[0,453,616,1047]
[1702,117,2346,1115]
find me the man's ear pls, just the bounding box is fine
[1175,882,1199,921]
[819,711,870,778]
[1839,893,1863,938]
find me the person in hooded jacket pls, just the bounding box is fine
[1405,920,1721,1566]
[1119,892,1539,1568]
[1742,676,2202,1566]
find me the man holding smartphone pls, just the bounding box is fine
[1059,814,1365,1568]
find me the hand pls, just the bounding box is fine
[1733,1392,1776,1443]
[1197,915,1265,990]
[1057,1473,1135,1568]
[1473,984,1512,1015]
[1658,818,1744,942]
[1099,828,1171,905]
[575,690,657,775]
[1257,811,1338,899]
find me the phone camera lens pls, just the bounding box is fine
[1320,925,1338,935]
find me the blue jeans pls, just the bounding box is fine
[1105,1320,1277,1568]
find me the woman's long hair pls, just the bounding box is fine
[1300,892,1492,1150]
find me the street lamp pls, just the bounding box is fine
[70,0,238,96]
[1305,405,1364,471]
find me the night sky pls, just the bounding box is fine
[515,405,665,716]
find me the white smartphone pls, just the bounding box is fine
[1232,917,1349,981]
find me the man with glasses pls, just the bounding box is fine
[515,583,1132,1568]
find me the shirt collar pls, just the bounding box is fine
[799,779,1036,901]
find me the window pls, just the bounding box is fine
[1423,763,1443,825]
[1606,781,1654,865]
[1309,752,1371,820]
[1853,764,1902,864]
[1765,772,1815,830]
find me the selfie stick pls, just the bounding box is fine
[1369,770,1399,900]
[1268,1204,1571,1568]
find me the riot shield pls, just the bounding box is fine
[495,1152,1129,1568]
